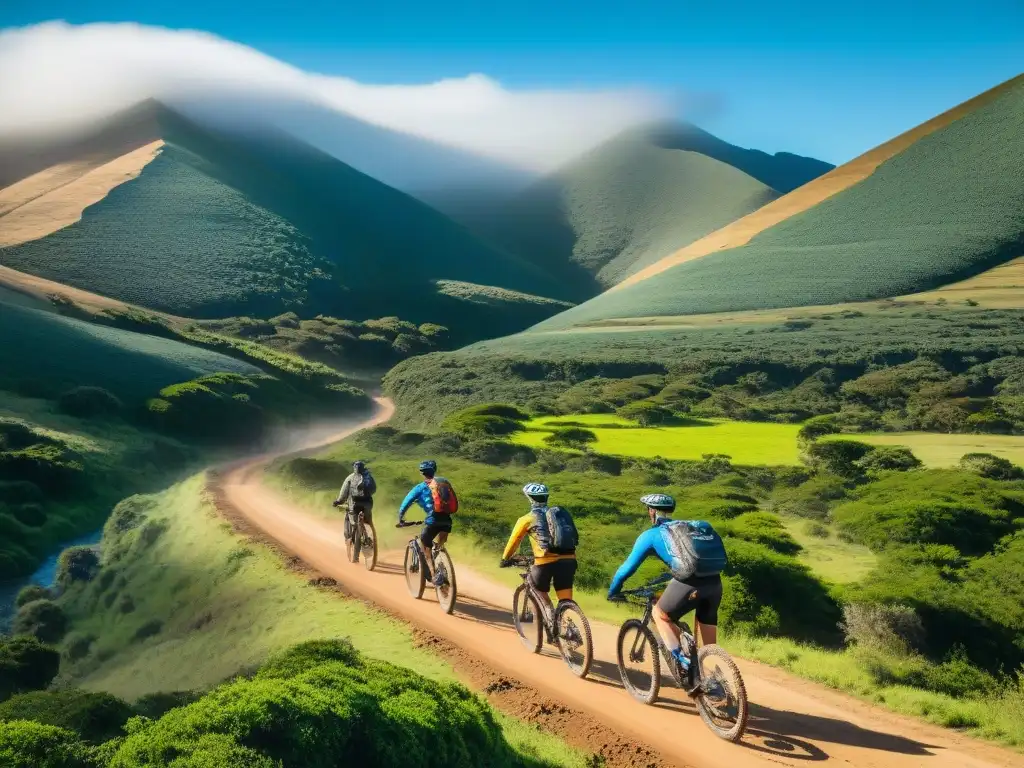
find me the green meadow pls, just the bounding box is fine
[826,432,1024,468]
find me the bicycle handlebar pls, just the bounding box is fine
[506,555,534,567]
[396,521,423,528]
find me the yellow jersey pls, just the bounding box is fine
[501,511,576,566]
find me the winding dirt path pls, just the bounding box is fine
[211,397,1022,768]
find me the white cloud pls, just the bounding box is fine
[0,21,669,174]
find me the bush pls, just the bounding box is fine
[802,439,874,478]
[797,414,841,443]
[0,482,43,506]
[616,400,674,426]
[543,427,597,448]
[855,446,921,475]
[806,521,830,538]
[719,513,801,555]
[132,620,163,642]
[14,585,49,609]
[0,720,92,768]
[840,602,926,654]
[458,440,536,467]
[131,691,203,720]
[57,386,122,418]
[62,633,95,663]
[56,546,100,587]
[11,600,68,644]
[256,640,361,680]
[0,637,60,702]
[0,689,134,744]
[959,452,1024,481]
[10,503,45,527]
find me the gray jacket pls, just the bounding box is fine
[336,470,376,509]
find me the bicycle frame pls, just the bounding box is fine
[518,567,559,638]
[623,587,697,687]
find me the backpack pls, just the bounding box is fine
[428,477,458,515]
[663,520,728,580]
[353,471,376,500]
[541,505,578,555]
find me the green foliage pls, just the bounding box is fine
[12,599,69,644]
[616,400,674,425]
[14,585,50,609]
[255,640,362,680]
[959,452,1024,480]
[441,404,528,438]
[797,414,841,443]
[802,440,874,478]
[855,446,922,475]
[57,387,123,419]
[0,720,92,768]
[56,546,101,587]
[0,637,60,702]
[543,427,597,447]
[0,690,134,744]
[718,512,802,555]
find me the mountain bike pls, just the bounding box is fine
[506,555,593,678]
[611,575,748,742]
[341,507,377,571]
[397,521,457,614]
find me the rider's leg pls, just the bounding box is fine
[697,621,718,645]
[529,564,555,614]
[553,558,577,604]
[694,576,722,646]
[419,526,438,575]
[655,578,697,657]
[652,603,683,654]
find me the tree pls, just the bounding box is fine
[0,637,60,701]
[616,401,674,426]
[959,453,1024,481]
[11,600,68,644]
[802,440,874,478]
[543,427,597,448]
[854,446,921,475]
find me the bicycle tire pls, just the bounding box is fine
[616,619,661,705]
[361,521,378,571]
[403,542,425,599]
[555,600,593,679]
[435,550,457,614]
[694,644,749,743]
[512,584,543,653]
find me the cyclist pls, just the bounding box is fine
[607,493,724,680]
[499,483,578,619]
[333,460,376,541]
[397,460,456,586]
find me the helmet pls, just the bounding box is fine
[640,493,675,512]
[418,460,437,474]
[522,482,549,501]
[353,460,366,473]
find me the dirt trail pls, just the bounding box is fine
[213,397,1022,768]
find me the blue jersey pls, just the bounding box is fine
[398,481,438,524]
[608,518,676,597]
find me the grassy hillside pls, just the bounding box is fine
[460,122,831,289]
[0,102,571,341]
[537,77,1024,329]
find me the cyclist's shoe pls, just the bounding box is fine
[671,647,691,671]
[432,570,447,587]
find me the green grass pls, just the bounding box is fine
[536,78,1024,328]
[511,414,802,465]
[0,103,570,338]
[826,432,1024,468]
[777,514,877,584]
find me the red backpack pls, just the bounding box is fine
[428,477,459,515]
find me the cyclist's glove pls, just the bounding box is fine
[607,593,625,603]
[332,500,342,508]
[499,558,513,568]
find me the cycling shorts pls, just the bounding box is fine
[530,559,577,593]
[348,502,373,525]
[419,518,453,548]
[658,574,723,626]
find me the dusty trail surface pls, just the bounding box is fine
[212,397,1022,768]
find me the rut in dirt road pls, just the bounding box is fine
[210,397,1024,768]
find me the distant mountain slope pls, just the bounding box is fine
[455,122,832,289]
[0,102,569,340]
[535,75,1024,330]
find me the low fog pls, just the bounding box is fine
[0,22,670,193]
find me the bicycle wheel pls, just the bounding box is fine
[434,550,458,614]
[616,619,661,704]
[403,542,425,599]
[555,601,593,679]
[694,644,749,743]
[512,585,543,653]
[361,522,378,571]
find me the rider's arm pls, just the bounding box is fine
[501,514,533,561]
[337,476,351,504]
[397,483,425,523]
[608,529,657,597]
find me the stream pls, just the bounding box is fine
[0,529,103,633]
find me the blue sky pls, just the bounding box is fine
[3,0,1022,163]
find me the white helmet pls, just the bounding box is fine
[522,483,549,500]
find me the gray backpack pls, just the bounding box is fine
[352,471,376,500]
[663,520,728,580]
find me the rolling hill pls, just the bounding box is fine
[0,101,572,341]
[534,73,1024,330]
[450,122,832,289]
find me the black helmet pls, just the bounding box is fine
[418,460,437,475]
[640,493,676,512]
[353,460,366,473]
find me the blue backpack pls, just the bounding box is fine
[662,520,728,579]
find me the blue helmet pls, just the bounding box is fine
[640,493,675,512]
[418,460,437,475]
[522,482,549,501]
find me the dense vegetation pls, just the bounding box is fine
[0,103,573,339]
[0,639,567,767]
[456,122,830,288]
[537,78,1024,328]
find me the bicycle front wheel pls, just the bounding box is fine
[555,601,593,679]
[360,522,378,571]
[403,543,425,599]
[434,550,457,614]
[694,644,749,743]
[512,585,542,653]
[345,526,358,563]
[616,619,661,704]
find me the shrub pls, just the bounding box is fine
[62,633,95,662]
[719,513,801,555]
[0,720,92,768]
[840,602,925,654]
[56,546,100,587]
[543,427,597,447]
[0,482,43,506]
[616,400,674,426]
[854,446,921,475]
[0,637,60,701]
[797,414,841,443]
[256,640,361,680]
[14,585,49,609]
[0,442,84,494]
[132,620,163,642]
[802,439,874,478]
[458,440,535,466]
[959,452,1024,480]
[11,600,68,644]
[131,691,203,720]
[0,689,134,744]
[57,386,122,418]
[10,503,45,527]
[806,521,830,538]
